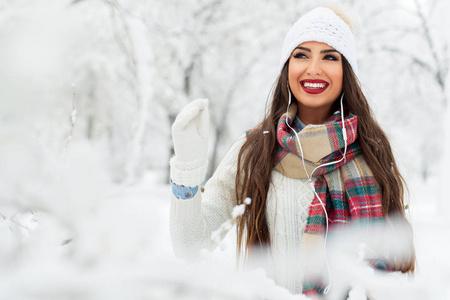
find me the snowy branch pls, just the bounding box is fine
[64,83,77,152]
[413,0,446,91]
[210,198,251,250]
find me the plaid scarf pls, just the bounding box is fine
[274,103,384,296]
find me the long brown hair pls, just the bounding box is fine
[235,57,415,273]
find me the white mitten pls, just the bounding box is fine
[170,99,209,187]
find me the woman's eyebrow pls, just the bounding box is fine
[294,46,311,52]
[294,46,339,54]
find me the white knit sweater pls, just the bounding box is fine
[170,135,315,294]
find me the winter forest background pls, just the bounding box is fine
[0,0,449,299]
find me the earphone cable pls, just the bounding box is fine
[285,90,347,294]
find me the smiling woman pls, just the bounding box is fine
[289,41,344,125]
[169,6,415,299]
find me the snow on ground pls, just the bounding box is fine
[0,168,306,300]
[408,177,450,299]
[1,170,448,299]
[0,133,448,299]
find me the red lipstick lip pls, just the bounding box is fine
[300,79,329,94]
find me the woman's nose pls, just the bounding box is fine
[306,59,322,76]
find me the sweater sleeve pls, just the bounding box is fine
[169,135,246,261]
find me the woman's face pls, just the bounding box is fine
[288,41,343,123]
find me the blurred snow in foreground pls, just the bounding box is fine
[0,157,448,299]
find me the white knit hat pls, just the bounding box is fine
[279,7,358,75]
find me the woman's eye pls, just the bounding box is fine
[293,52,308,59]
[324,54,339,61]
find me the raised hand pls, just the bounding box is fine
[172,98,209,164]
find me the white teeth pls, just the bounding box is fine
[302,82,326,89]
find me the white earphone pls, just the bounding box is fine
[286,87,348,294]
